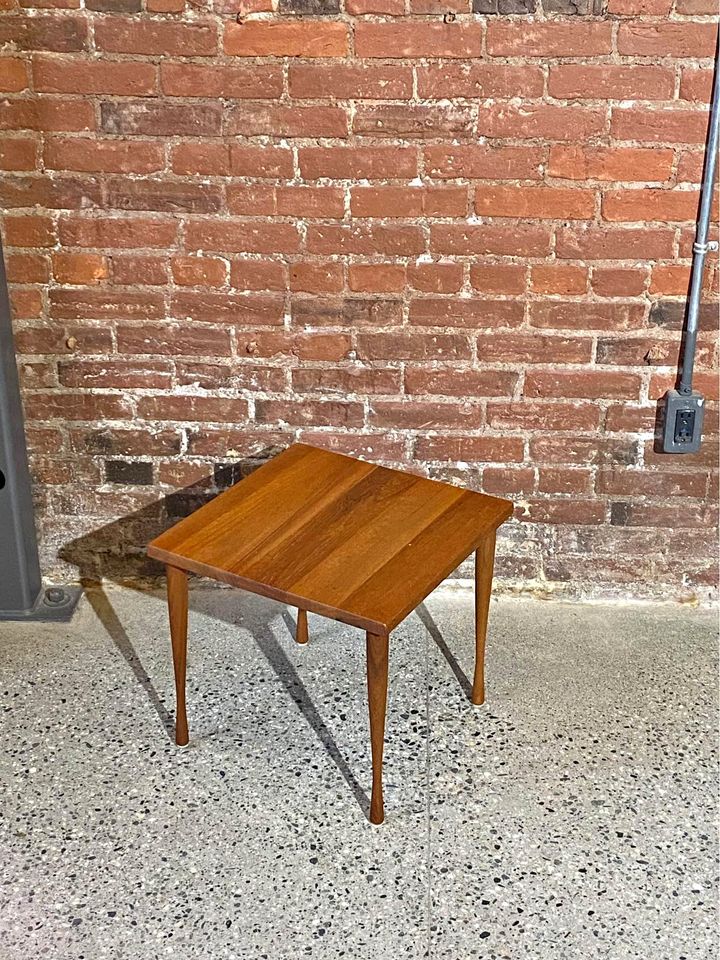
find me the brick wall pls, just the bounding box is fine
[1,1,718,600]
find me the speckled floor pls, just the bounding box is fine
[0,586,717,960]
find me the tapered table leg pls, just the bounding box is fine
[366,631,389,824]
[167,564,189,745]
[296,608,309,644]
[473,532,496,706]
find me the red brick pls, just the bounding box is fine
[50,288,164,321]
[307,223,424,256]
[409,297,524,329]
[0,136,37,170]
[602,189,700,223]
[405,368,517,398]
[611,108,709,144]
[531,436,638,466]
[556,225,674,261]
[106,179,222,215]
[425,144,542,180]
[230,145,294,178]
[477,333,592,364]
[679,69,713,103]
[356,332,471,361]
[291,262,344,293]
[0,16,88,53]
[487,21,612,58]
[475,185,595,220]
[417,63,543,99]
[161,61,281,98]
[469,263,526,295]
[548,145,674,183]
[185,221,299,255]
[548,65,674,101]
[0,98,94,133]
[607,0,671,13]
[299,146,418,180]
[101,100,221,137]
[292,367,401,396]
[649,264,692,296]
[231,260,287,291]
[0,57,29,92]
[675,0,716,10]
[597,469,707,499]
[649,371,719,402]
[172,256,228,288]
[348,263,405,293]
[617,22,717,58]
[53,252,108,284]
[431,223,551,258]
[369,401,483,430]
[226,103,348,139]
[24,392,132,422]
[292,297,402,328]
[58,360,172,390]
[409,262,463,293]
[112,256,168,286]
[238,330,350,361]
[59,216,178,249]
[33,55,156,95]
[591,267,648,297]
[15,323,113,356]
[224,21,348,57]
[525,370,642,401]
[169,142,227,176]
[530,264,587,295]
[45,137,164,174]
[351,186,466,218]
[256,400,364,428]
[117,323,233,358]
[289,62,412,100]
[276,187,345,218]
[2,214,55,247]
[478,103,605,141]
[414,435,524,463]
[0,175,103,210]
[353,104,473,139]
[138,395,248,423]
[530,301,644,331]
[677,150,705,184]
[9,289,43,318]
[355,22,484,59]
[6,253,49,283]
[95,18,218,56]
[171,291,284,326]
[518,499,605,526]
[176,362,285,393]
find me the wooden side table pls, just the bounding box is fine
[147,443,513,823]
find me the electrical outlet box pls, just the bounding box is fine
[661,389,705,454]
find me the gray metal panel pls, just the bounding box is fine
[0,236,43,614]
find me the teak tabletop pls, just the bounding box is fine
[148,442,513,823]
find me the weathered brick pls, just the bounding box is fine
[530,301,645,331]
[355,22,484,58]
[185,221,300,255]
[256,400,364,428]
[0,98,94,133]
[105,179,223,214]
[417,63,543,99]
[292,367,400,396]
[0,136,37,171]
[45,138,164,174]
[356,332,471,361]
[291,261,344,293]
[299,146,418,180]
[431,223,552,258]
[0,57,29,92]
[138,395,249,423]
[409,298,524,329]
[33,55,157,95]
[307,223,424,256]
[351,186,466,218]
[548,65,674,101]
[59,360,172,390]
[117,323,233,357]
[348,263,405,293]
[101,101,222,137]
[289,63,412,100]
[171,291,284,325]
[524,370,642,401]
[292,297,403,327]
[556,225,674,261]
[478,103,605,141]
[59,215,178,249]
[224,21,349,57]
[611,108,710,145]
[548,145,674,183]
[353,104,473,139]
[487,21,612,57]
[2,214,56,247]
[475,186,595,220]
[617,22,717,58]
[50,288,164,321]
[95,18,218,57]
[602,189,700,223]
[405,368,518,398]
[0,16,88,53]
[409,262,463,293]
[161,61,282,99]
[105,460,154,486]
[477,333,592,364]
[53,252,109,284]
[425,144,543,180]
[226,103,348,139]
[172,256,228,288]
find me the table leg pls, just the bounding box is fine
[366,631,389,824]
[167,564,189,746]
[296,608,309,644]
[473,532,496,706]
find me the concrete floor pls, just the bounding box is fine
[0,586,717,960]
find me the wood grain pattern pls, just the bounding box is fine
[167,564,189,746]
[366,631,389,825]
[296,608,308,645]
[148,443,513,634]
[473,533,496,706]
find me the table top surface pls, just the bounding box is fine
[148,443,513,634]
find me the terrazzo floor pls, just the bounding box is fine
[0,585,717,960]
